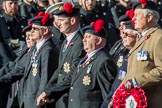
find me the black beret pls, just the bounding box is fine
[82,19,107,39]
[124,20,135,30]
[132,0,159,12]
[28,13,53,26]
[52,2,80,17]
[119,9,134,22]
[119,15,130,22]
[22,25,32,33]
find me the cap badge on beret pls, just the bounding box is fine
[58,2,73,14]
[59,5,63,11]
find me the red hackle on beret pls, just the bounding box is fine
[125,9,134,19]
[63,2,73,14]
[94,19,105,33]
[37,11,45,16]
[139,0,147,6]
[41,13,50,25]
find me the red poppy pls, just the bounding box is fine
[143,35,148,40]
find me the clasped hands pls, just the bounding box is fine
[36,92,54,106]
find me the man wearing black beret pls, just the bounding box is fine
[37,19,117,108]
[19,13,59,108]
[38,2,86,108]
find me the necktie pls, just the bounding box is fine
[62,39,68,52]
[77,55,88,73]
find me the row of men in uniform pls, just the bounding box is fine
[0,1,117,108]
[0,0,162,108]
[0,0,122,69]
[1,0,162,71]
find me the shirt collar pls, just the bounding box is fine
[87,47,103,60]
[36,38,49,51]
[66,30,79,45]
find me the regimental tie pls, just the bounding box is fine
[77,55,94,73]
[62,39,68,53]
[77,55,88,73]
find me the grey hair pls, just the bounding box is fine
[142,9,160,23]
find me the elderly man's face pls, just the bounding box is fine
[132,9,148,31]
[122,29,137,49]
[31,24,45,42]
[119,21,126,38]
[2,1,18,16]
[25,31,36,48]
[83,32,99,53]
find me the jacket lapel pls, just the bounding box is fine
[23,39,51,79]
[71,53,97,84]
[59,31,81,67]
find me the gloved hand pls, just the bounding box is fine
[124,79,133,91]
[124,78,138,91]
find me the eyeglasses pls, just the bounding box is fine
[123,32,137,38]
[32,27,41,31]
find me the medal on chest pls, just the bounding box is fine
[32,60,38,77]
[82,64,93,86]
[117,55,124,67]
[137,50,149,61]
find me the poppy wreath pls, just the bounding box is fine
[113,84,147,108]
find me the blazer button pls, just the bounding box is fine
[70,86,73,90]
[70,99,73,102]
[59,74,61,76]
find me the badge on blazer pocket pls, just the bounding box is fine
[83,75,91,86]
[63,62,70,73]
